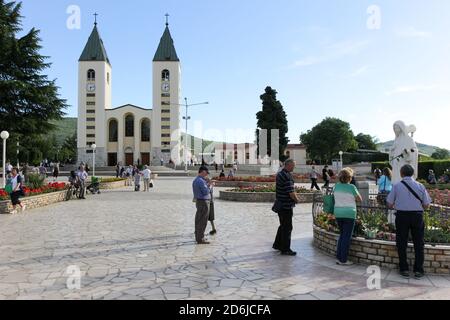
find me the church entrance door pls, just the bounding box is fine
[141,153,150,166]
[108,153,117,167]
[125,153,134,166]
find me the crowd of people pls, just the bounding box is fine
[192,158,433,280]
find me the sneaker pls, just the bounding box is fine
[273,245,281,251]
[281,250,297,256]
[197,240,210,245]
[209,230,217,235]
[336,260,354,266]
[10,210,17,215]
[21,205,26,212]
[399,271,410,279]
[414,272,425,279]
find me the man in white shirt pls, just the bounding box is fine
[142,165,152,192]
[77,165,88,199]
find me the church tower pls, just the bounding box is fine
[151,16,181,165]
[77,20,112,166]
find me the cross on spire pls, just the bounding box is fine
[165,13,169,26]
[94,13,98,26]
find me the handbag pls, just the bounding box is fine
[149,180,154,188]
[323,194,335,214]
[5,184,13,194]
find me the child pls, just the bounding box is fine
[206,178,217,235]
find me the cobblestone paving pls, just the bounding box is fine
[0,177,449,300]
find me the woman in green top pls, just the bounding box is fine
[334,168,362,265]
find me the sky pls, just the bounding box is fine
[18,0,450,149]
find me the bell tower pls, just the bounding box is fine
[151,14,181,165]
[77,17,112,166]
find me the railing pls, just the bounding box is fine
[312,190,449,223]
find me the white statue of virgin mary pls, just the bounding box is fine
[390,121,419,184]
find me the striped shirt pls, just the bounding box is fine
[333,183,360,219]
[276,169,295,209]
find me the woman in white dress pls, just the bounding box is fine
[389,121,419,184]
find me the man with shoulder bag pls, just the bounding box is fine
[387,164,432,280]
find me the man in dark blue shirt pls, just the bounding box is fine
[192,166,212,244]
[272,159,300,256]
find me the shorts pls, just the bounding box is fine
[10,191,21,206]
[208,202,215,221]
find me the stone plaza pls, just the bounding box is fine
[0,177,450,300]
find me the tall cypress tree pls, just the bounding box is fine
[0,0,67,161]
[256,86,289,161]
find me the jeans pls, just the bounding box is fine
[395,211,425,273]
[273,209,293,252]
[336,218,355,263]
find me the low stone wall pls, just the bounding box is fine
[213,181,275,188]
[219,191,316,203]
[99,180,126,190]
[0,190,67,215]
[313,225,450,275]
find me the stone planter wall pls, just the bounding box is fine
[0,190,67,215]
[213,181,275,188]
[99,180,126,190]
[219,190,316,203]
[313,225,450,275]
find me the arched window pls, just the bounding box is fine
[141,119,150,142]
[125,114,134,137]
[109,119,118,142]
[87,69,95,81]
[162,69,170,81]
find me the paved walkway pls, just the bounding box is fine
[0,177,449,300]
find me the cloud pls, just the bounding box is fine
[385,83,450,95]
[292,40,370,68]
[349,65,369,77]
[395,27,432,38]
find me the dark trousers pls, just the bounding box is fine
[336,218,355,263]
[273,209,293,252]
[323,179,330,189]
[79,180,86,199]
[195,200,210,243]
[395,212,425,273]
[310,178,320,191]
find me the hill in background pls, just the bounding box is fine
[377,141,447,156]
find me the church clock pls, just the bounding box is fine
[161,82,170,92]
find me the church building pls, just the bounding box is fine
[77,17,181,167]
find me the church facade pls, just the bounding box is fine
[77,20,181,167]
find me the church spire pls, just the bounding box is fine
[153,14,179,62]
[79,19,111,65]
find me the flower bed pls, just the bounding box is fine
[314,209,450,244]
[219,185,317,203]
[428,189,450,207]
[0,182,67,201]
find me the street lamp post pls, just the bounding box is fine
[174,98,208,172]
[339,151,344,171]
[1,131,10,188]
[92,144,97,177]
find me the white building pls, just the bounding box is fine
[77,19,181,166]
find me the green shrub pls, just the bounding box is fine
[27,173,46,189]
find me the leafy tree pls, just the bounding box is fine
[300,117,358,164]
[0,0,67,160]
[256,86,289,161]
[355,133,378,150]
[431,148,450,160]
[59,133,77,163]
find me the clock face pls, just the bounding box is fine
[162,82,170,92]
[87,84,96,92]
